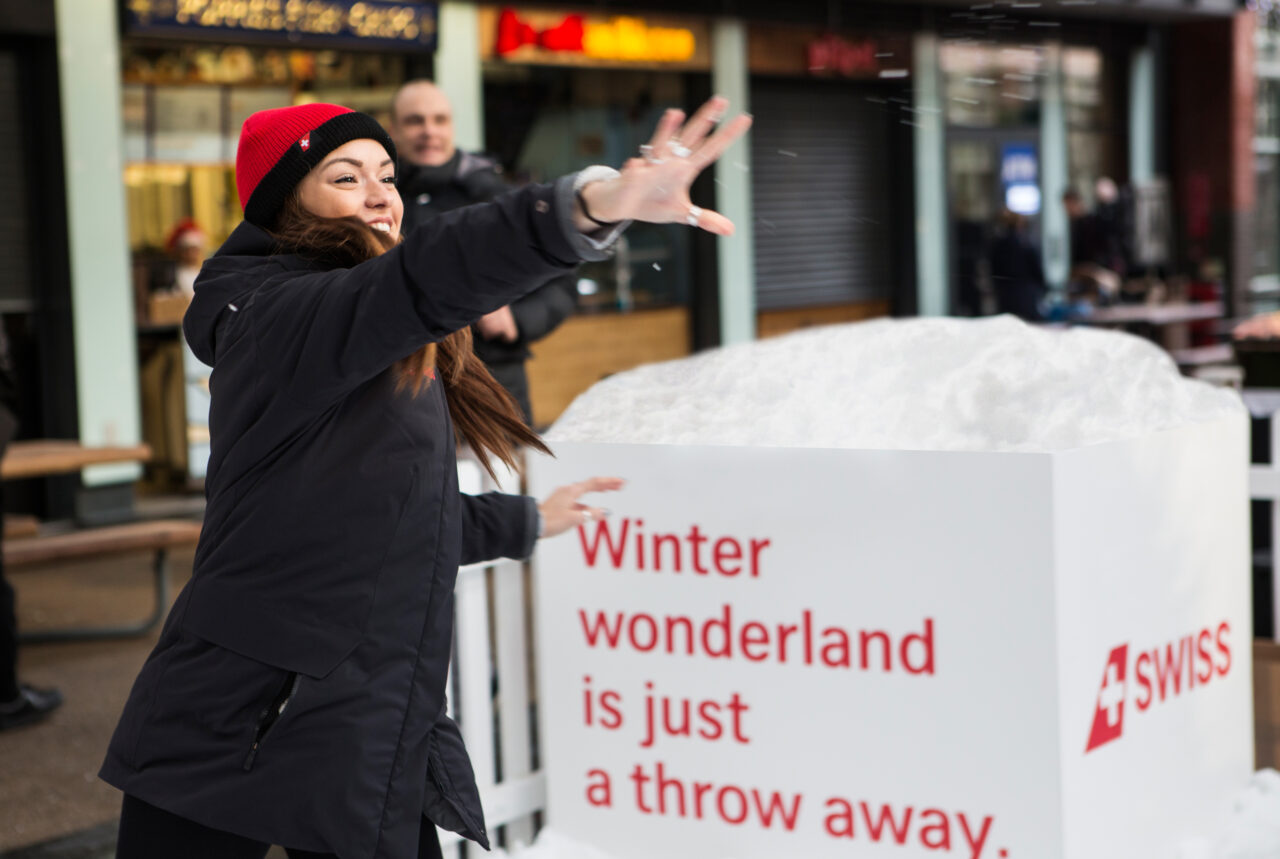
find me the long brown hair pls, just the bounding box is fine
[269,194,549,478]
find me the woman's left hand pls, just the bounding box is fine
[578,96,752,236]
[539,476,625,539]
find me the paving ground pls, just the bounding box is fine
[0,548,192,855]
[0,531,292,859]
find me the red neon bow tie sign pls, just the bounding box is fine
[497,8,585,55]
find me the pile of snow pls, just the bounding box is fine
[548,316,1242,451]
[1175,770,1280,859]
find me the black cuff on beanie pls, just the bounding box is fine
[244,112,397,229]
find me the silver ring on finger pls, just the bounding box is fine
[582,508,594,522]
[639,144,665,165]
[670,140,692,159]
[686,205,703,227]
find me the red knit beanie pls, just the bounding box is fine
[235,103,397,229]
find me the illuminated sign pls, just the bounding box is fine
[749,25,908,79]
[495,8,696,63]
[123,0,438,51]
[1001,143,1041,216]
[807,34,879,76]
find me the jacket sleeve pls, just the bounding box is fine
[509,273,578,345]
[249,176,618,407]
[460,492,538,565]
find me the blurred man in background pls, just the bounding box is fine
[0,327,61,731]
[989,209,1045,321]
[1063,188,1122,304]
[390,80,576,427]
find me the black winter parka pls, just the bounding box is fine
[100,177,615,859]
[399,153,578,425]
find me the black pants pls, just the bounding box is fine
[117,795,445,859]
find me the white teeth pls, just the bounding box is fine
[371,222,391,233]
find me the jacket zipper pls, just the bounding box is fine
[243,671,300,771]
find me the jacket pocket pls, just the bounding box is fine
[242,670,301,771]
[183,464,423,680]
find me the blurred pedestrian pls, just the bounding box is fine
[989,209,1045,321]
[165,218,208,299]
[0,325,62,732]
[390,80,576,426]
[1093,176,1131,277]
[1063,188,1121,303]
[101,97,750,858]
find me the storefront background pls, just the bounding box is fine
[0,0,1260,503]
[119,6,436,484]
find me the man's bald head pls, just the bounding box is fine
[391,80,456,167]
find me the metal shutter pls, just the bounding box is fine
[0,50,31,305]
[750,80,892,310]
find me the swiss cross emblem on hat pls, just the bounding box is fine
[299,133,311,151]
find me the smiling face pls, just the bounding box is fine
[296,138,404,240]
[391,81,456,168]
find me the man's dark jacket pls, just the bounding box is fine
[100,179,607,859]
[398,151,576,425]
[990,229,1045,321]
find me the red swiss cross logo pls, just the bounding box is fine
[1085,644,1128,753]
[1083,621,1233,757]
[299,133,311,151]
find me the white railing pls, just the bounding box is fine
[440,460,544,856]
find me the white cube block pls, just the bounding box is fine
[529,413,1252,858]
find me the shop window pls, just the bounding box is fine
[1255,12,1280,67]
[1254,33,1280,308]
[1062,47,1103,130]
[484,68,693,312]
[1256,154,1280,282]
[1259,79,1280,141]
[1253,117,1280,308]
[940,42,1043,129]
[1062,47,1113,212]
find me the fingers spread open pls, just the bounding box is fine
[581,476,625,494]
[645,108,686,156]
[677,95,729,151]
[692,113,753,170]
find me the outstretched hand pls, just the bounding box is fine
[538,476,625,540]
[577,96,752,236]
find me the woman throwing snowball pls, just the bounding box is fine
[100,98,749,859]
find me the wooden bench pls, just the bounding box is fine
[8,519,202,644]
[4,514,38,540]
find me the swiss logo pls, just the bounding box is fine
[299,133,311,151]
[1083,621,1232,755]
[1085,644,1128,753]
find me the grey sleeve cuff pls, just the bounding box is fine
[554,172,630,261]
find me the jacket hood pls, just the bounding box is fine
[183,220,287,367]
